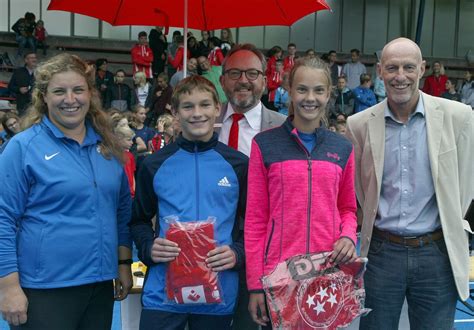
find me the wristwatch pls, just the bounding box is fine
[118,259,133,265]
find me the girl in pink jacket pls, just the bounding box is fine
[245,57,358,327]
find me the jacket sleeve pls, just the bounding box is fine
[0,139,29,277]
[130,159,158,266]
[422,77,432,94]
[11,19,21,34]
[274,89,282,109]
[230,156,248,271]
[216,49,224,65]
[245,140,269,292]
[131,46,153,67]
[168,48,183,69]
[457,110,474,215]
[117,169,133,248]
[337,148,358,244]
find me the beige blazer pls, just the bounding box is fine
[346,92,473,300]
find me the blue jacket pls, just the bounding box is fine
[0,116,132,288]
[130,133,247,315]
[353,86,377,113]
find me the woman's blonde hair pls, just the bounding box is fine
[288,57,331,126]
[23,53,124,161]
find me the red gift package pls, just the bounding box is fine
[262,252,370,329]
[165,218,222,304]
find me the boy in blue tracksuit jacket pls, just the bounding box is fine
[130,76,248,330]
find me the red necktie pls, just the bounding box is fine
[228,113,245,150]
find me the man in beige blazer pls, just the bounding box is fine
[346,38,473,329]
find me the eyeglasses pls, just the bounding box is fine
[224,69,263,81]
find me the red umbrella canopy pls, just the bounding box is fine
[48,0,330,30]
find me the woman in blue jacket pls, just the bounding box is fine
[0,53,133,329]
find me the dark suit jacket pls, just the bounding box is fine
[8,66,34,115]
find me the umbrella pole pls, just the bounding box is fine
[183,0,188,77]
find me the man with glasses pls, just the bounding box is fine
[218,44,286,157]
[217,44,286,330]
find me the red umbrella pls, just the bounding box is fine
[48,0,331,74]
[48,0,330,31]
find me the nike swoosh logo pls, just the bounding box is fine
[44,152,60,160]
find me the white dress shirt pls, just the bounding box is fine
[218,102,262,157]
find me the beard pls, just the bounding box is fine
[227,82,261,110]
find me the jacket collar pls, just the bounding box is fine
[176,132,219,152]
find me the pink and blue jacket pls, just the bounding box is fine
[245,118,357,292]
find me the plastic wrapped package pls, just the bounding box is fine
[165,217,223,305]
[262,252,370,329]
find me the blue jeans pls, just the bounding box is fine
[15,33,36,55]
[359,235,458,330]
[139,310,233,330]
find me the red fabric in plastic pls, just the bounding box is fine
[166,221,222,304]
[262,252,368,329]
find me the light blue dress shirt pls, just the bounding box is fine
[375,95,441,236]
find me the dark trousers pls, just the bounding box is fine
[11,281,114,330]
[139,310,233,330]
[359,236,458,330]
[233,270,258,330]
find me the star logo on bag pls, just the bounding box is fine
[297,275,345,328]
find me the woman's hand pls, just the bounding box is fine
[330,237,357,264]
[248,293,269,326]
[114,265,133,301]
[0,273,28,326]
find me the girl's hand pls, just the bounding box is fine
[330,237,357,264]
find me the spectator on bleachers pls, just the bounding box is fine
[11,12,36,57]
[131,105,155,154]
[168,31,182,59]
[33,20,48,56]
[266,59,284,110]
[274,71,290,116]
[170,57,198,88]
[459,70,473,109]
[187,36,200,59]
[305,49,316,59]
[197,56,227,103]
[220,28,235,56]
[105,69,133,112]
[0,112,21,153]
[283,43,298,72]
[148,113,175,153]
[422,61,448,97]
[131,31,154,80]
[266,45,283,78]
[327,50,341,87]
[148,26,168,77]
[208,37,225,67]
[336,121,347,135]
[342,48,367,90]
[8,52,37,116]
[132,71,153,110]
[373,75,386,102]
[329,75,354,120]
[167,36,190,72]
[95,58,114,106]
[198,30,211,57]
[441,79,461,102]
[353,73,377,113]
[147,72,173,126]
[115,125,136,199]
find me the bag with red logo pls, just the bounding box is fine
[164,217,223,305]
[262,252,370,329]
